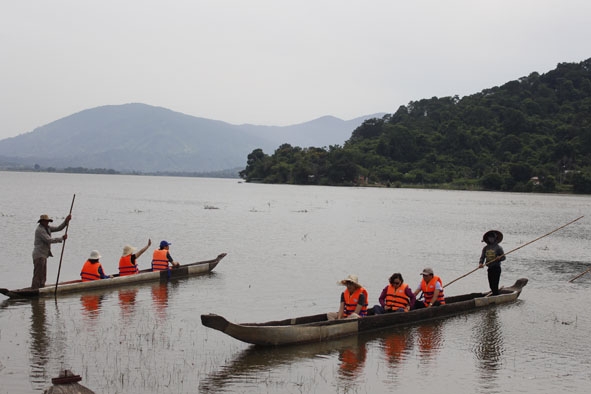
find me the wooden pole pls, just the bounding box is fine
[568,265,591,283]
[54,194,76,296]
[444,215,584,288]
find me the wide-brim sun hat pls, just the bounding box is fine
[38,214,53,223]
[88,250,101,260]
[482,230,503,244]
[338,274,362,287]
[122,245,136,256]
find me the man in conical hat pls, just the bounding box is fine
[478,230,505,295]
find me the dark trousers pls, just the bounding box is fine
[412,300,441,310]
[373,305,404,314]
[32,257,47,289]
[488,266,502,295]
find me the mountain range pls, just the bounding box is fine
[0,104,385,175]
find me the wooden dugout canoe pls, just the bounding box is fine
[0,253,226,299]
[201,277,528,346]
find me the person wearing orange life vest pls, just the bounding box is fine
[118,239,152,276]
[327,274,369,320]
[373,272,416,314]
[152,240,180,271]
[80,250,110,282]
[412,267,445,309]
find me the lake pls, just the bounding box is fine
[1,171,590,393]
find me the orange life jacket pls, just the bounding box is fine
[119,254,138,276]
[80,260,102,282]
[385,283,411,311]
[343,287,368,317]
[152,249,169,271]
[420,275,445,305]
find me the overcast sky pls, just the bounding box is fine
[1,0,589,140]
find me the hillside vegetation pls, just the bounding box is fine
[240,58,591,193]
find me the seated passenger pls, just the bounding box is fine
[119,239,151,276]
[80,250,110,282]
[151,240,180,272]
[413,267,445,309]
[327,274,368,320]
[373,272,415,314]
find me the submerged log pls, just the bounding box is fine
[44,370,95,394]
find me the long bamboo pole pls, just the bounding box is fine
[54,194,75,296]
[568,265,591,283]
[444,215,584,288]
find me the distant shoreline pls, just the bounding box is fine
[0,168,580,194]
[0,167,241,179]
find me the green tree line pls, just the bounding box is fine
[240,58,591,193]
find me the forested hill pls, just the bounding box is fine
[240,58,591,193]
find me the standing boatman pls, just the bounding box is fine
[31,214,71,289]
[478,230,505,295]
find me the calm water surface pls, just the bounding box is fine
[0,171,590,393]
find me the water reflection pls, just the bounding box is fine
[80,293,104,321]
[472,308,504,390]
[337,339,367,380]
[199,336,368,393]
[151,282,169,319]
[382,328,413,366]
[26,298,70,391]
[118,288,138,319]
[416,320,444,365]
[199,319,451,393]
[30,299,49,390]
[199,320,449,393]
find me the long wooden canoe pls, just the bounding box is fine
[0,253,226,299]
[201,277,527,346]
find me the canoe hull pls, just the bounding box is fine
[220,318,359,346]
[0,253,226,299]
[201,278,527,346]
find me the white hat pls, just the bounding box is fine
[338,274,362,287]
[122,245,136,256]
[89,250,101,260]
